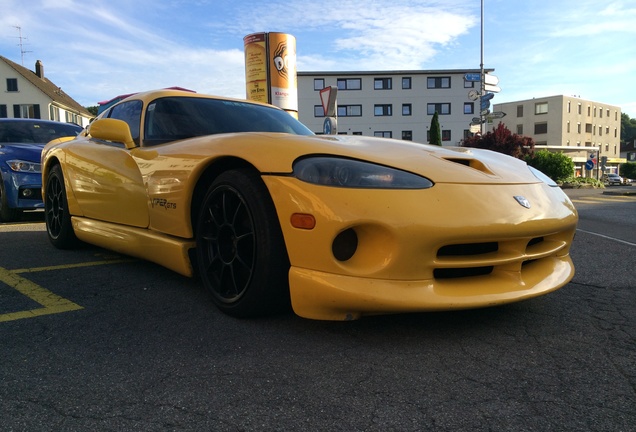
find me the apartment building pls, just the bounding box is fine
[494,95,623,176]
[298,69,492,145]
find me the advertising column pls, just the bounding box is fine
[244,32,298,118]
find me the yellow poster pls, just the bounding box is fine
[243,33,268,103]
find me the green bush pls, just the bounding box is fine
[561,176,604,188]
[525,150,574,182]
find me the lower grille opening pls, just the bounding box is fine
[437,242,498,257]
[434,266,494,279]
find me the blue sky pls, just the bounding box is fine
[1,0,635,117]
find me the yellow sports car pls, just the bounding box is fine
[41,89,578,321]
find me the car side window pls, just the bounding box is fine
[107,100,142,145]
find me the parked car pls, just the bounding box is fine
[41,89,578,320]
[0,118,82,222]
[602,173,623,186]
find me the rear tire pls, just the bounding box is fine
[196,169,290,317]
[45,165,79,249]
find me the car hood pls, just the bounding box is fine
[0,143,44,163]
[160,133,543,186]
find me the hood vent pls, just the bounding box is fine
[443,157,495,176]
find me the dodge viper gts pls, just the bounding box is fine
[0,118,82,222]
[41,89,578,320]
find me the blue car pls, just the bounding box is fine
[0,118,83,222]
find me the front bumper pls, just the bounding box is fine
[1,170,43,210]
[264,177,578,320]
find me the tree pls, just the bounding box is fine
[461,122,534,159]
[429,112,441,145]
[621,113,636,146]
[525,150,574,182]
[620,162,636,179]
[86,106,98,116]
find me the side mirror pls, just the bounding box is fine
[88,118,136,149]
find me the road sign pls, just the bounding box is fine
[323,117,337,135]
[464,73,481,82]
[320,86,337,117]
[484,74,499,85]
[488,111,506,119]
[585,160,594,171]
[468,89,480,101]
[480,108,490,116]
[481,92,495,102]
[484,84,501,93]
[469,124,481,133]
[472,117,481,123]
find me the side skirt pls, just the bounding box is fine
[71,217,195,277]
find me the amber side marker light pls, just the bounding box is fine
[291,213,316,230]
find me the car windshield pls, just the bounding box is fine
[143,96,314,146]
[0,121,82,144]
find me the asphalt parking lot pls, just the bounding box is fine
[1,188,635,431]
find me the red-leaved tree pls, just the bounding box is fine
[462,122,535,159]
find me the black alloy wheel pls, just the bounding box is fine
[196,169,290,317]
[45,164,78,248]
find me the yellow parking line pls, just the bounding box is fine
[0,258,135,323]
[0,266,83,322]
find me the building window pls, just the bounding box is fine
[402,77,411,89]
[464,102,474,114]
[578,104,582,114]
[577,123,581,133]
[535,102,548,115]
[6,78,18,92]
[374,104,392,116]
[402,131,412,141]
[50,105,60,121]
[374,131,392,138]
[0,105,7,118]
[313,105,324,117]
[337,105,362,117]
[587,106,591,116]
[464,80,475,88]
[567,101,571,113]
[16,104,39,119]
[313,79,324,91]
[517,124,523,134]
[517,105,523,117]
[427,77,450,89]
[352,131,362,135]
[442,130,451,141]
[599,107,603,118]
[402,104,412,116]
[598,126,602,136]
[567,121,570,133]
[337,78,361,90]
[463,129,471,140]
[534,122,548,134]
[374,78,392,90]
[427,103,450,115]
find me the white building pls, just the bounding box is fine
[493,95,623,177]
[0,56,92,127]
[298,69,492,145]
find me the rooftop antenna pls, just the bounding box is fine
[12,26,32,65]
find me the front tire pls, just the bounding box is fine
[0,176,22,222]
[45,164,79,249]
[196,169,290,317]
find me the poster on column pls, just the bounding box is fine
[243,33,268,104]
[268,32,298,116]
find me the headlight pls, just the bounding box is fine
[528,166,557,187]
[7,160,42,173]
[293,156,433,189]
